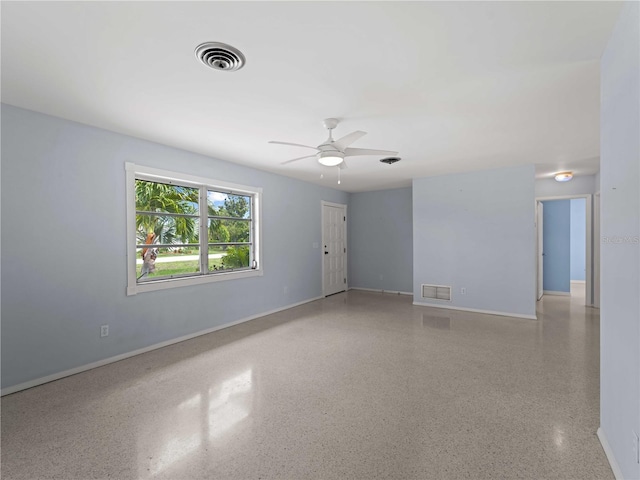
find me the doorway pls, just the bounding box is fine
[535,194,593,306]
[322,201,347,296]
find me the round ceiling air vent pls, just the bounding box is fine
[195,42,245,72]
[380,157,401,165]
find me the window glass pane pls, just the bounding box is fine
[129,167,260,292]
[137,247,201,281]
[207,191,251,219]
[136,179,199,214]
[137,215,199,245]
[208,245,250,272]
[207,218,250,243]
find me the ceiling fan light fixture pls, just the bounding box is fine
[318,151,344,166]
[554,171,573,182]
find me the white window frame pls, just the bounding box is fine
[125,162,262,296]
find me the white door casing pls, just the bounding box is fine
[536,194,593,306]
[594,192,600,308]
[537,201,544,301]
[322,202,347,296]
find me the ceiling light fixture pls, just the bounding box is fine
[318,151,344,167]
[554,171,573,182]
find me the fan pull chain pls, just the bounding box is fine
[338,166,341,185]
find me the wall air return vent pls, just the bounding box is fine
[421,284,452,301]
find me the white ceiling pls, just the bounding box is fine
[1,1,622,192]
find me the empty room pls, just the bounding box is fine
[1,2,638,479]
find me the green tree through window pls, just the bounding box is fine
[134,182,254,280]
[127,163,261,294]
[207,192,251,271]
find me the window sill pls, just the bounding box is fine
[127,268,263,296]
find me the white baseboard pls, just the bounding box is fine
[570,280,586,284]
[350,287,412,296]
[597,427,623,480]
[412,301,537,320]
[1,296,323,397]
[543,290,571,296]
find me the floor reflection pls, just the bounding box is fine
[138,368,254,478]
[208,369,252,439]
[421,313,451,330]
[554,426,566,451]
[149,433,201,476]
[143,391,203,477]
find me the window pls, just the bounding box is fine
[126,163,262,295]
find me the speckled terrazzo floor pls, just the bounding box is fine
[1,286,612,480]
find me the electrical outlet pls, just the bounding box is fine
[283,286,288,295]
[460,287,466,295]
[379,274,383,281]
[100,325,109,338]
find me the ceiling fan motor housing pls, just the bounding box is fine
[323,118,339,130]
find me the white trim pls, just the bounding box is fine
[597,428,624,480]
[126,162,262,195]
[594,191,601,308]
[321,200,348,209]
[536,194,591,201]
[321,200,348,297]
[125,163,137,292]
[543,290,571,296]
[125,162,263,296]
[536,200,544,301]
[570,280,586,284]
[131,268,263,295]
[586,195,593,306]
[1,296,322,397]
[350,287,412,296]
[412,301,537,320]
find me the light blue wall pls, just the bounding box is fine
[0,104,349,390]
[349,187,412,293]
[412,165,536,318]
[542,200,571,292]
[600,2,640,478]
[570,198,586,281]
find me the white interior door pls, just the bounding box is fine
[322,202,347,296]
[537,201,544,300]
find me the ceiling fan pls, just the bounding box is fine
[269,118,398,169]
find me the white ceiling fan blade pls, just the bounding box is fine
[269,141,318,151]
[344,147,398,157]
[339,159,348,170]
[281,154,317,165]
[333,131,366,150]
